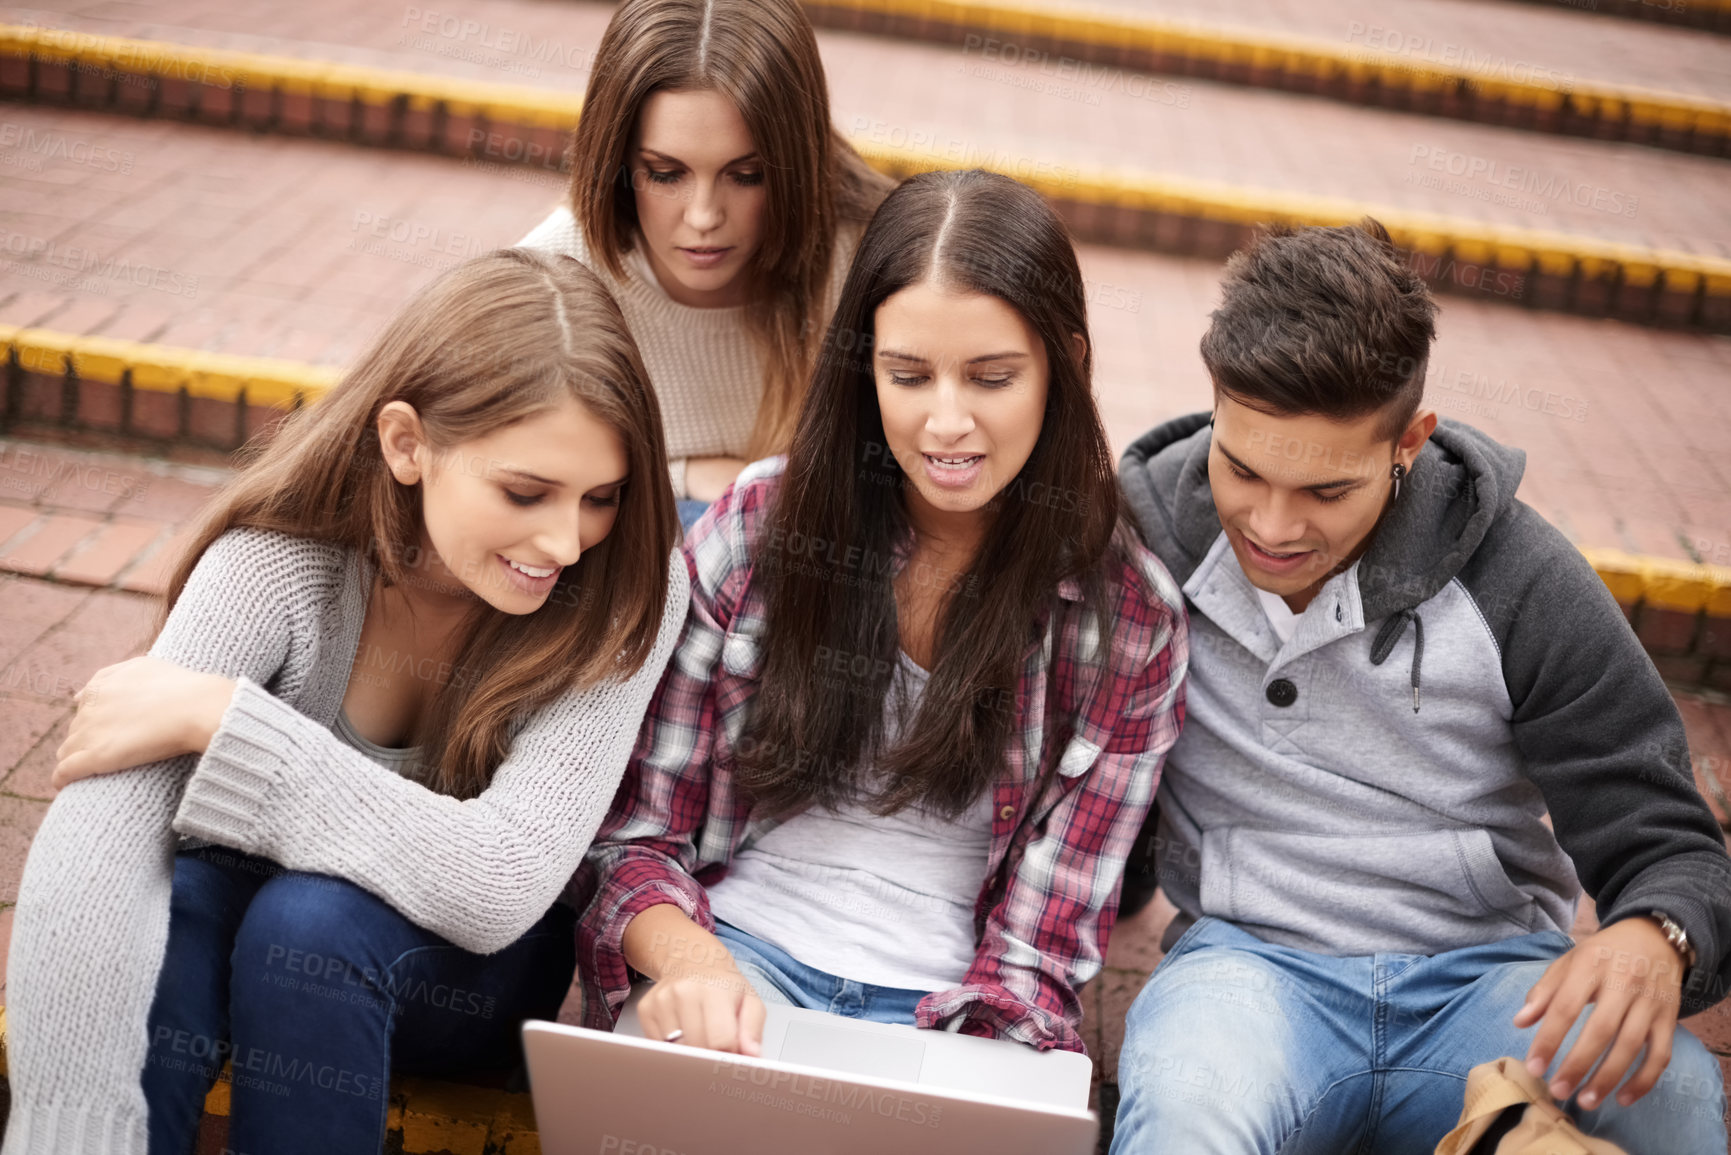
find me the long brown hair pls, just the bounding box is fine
[737,170,1126,819]
[567,0,892,459]
[164,249,679,799]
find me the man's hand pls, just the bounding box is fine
[1515,916,1686,1110]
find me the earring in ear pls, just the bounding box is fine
[1391,461,1407,501]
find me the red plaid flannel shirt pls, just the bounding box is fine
[572,460,1188,1052]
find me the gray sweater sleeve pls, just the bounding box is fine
[3,530,320,1155]
[1465,504,1731,1015]
[171,557,688,955]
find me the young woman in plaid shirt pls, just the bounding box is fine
[573,170,1190,1055]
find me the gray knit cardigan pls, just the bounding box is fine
[2,528,688,1154]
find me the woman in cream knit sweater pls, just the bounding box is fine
[519,0,891,521]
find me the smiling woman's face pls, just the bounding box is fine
[380,396,629,615]
[629,88,767,309]
[872,280,1049,528]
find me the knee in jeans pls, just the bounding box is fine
[1132,949,1294,1024]
[1122,958,1294,1079]
[1584,1027,1731,1153]
[232,874,396,994]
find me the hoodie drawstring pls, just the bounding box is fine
[1370,609,1425,713]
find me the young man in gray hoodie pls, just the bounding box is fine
[1110,219,1731,1154]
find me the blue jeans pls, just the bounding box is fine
[142,847,576,1155]
[1111,917,1726,1155]
[677,499,710,532]
[712,920,929,1023]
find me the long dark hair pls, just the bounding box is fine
[165,250,678,800]
[568,0,893,459]
[736,170,1124,820]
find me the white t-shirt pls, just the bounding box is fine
[1256,586,1301,645]
[707,654,995,991]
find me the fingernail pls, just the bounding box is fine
[1550,1080,1571,1100]
[1578,1091,1599,1109]
[1526,1057,1546,1078]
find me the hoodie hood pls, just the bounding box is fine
[1118,411,1526,622]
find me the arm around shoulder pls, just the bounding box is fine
[171,551,691,956]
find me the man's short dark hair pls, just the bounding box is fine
[1201,218,1438,442]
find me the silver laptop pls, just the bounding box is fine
[523,990,1098,1154]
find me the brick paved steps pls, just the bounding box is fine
[920,0,1731,107]
[4,21,1731,329]
[0,106,1728,576]
[13,0,1729,153]
[0,441,226,592]
[0,106,560,369]
[4,4,1725,257]
[0,0,609,93]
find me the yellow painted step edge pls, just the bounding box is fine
[0,25,583,128]
[851,141,1731,287]
[1582,549,1731,616]
[3,25,1726,293]
[3,325,1730,615]
[1,325,341,408]
[806,0,1731,130]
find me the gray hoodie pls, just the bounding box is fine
[1121,413,1731,1013]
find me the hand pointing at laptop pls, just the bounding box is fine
[623,905,767,1055]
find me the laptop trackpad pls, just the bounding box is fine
[779,1020,926,1082]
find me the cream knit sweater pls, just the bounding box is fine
[517,208,856,498]
[2,528,688,1155]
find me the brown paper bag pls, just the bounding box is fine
[1434,1057,1628,1155]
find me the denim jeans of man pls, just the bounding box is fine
[142,847,576,1155]
[712,920,930,1024]
[1111,916,1726,1155]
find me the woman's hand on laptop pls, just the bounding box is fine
[623,905,766,1056]
[1514,915,1685,1111]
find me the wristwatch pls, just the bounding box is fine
[1648,910,1697,975]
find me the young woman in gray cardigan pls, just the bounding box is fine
[3,250,689,1155]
